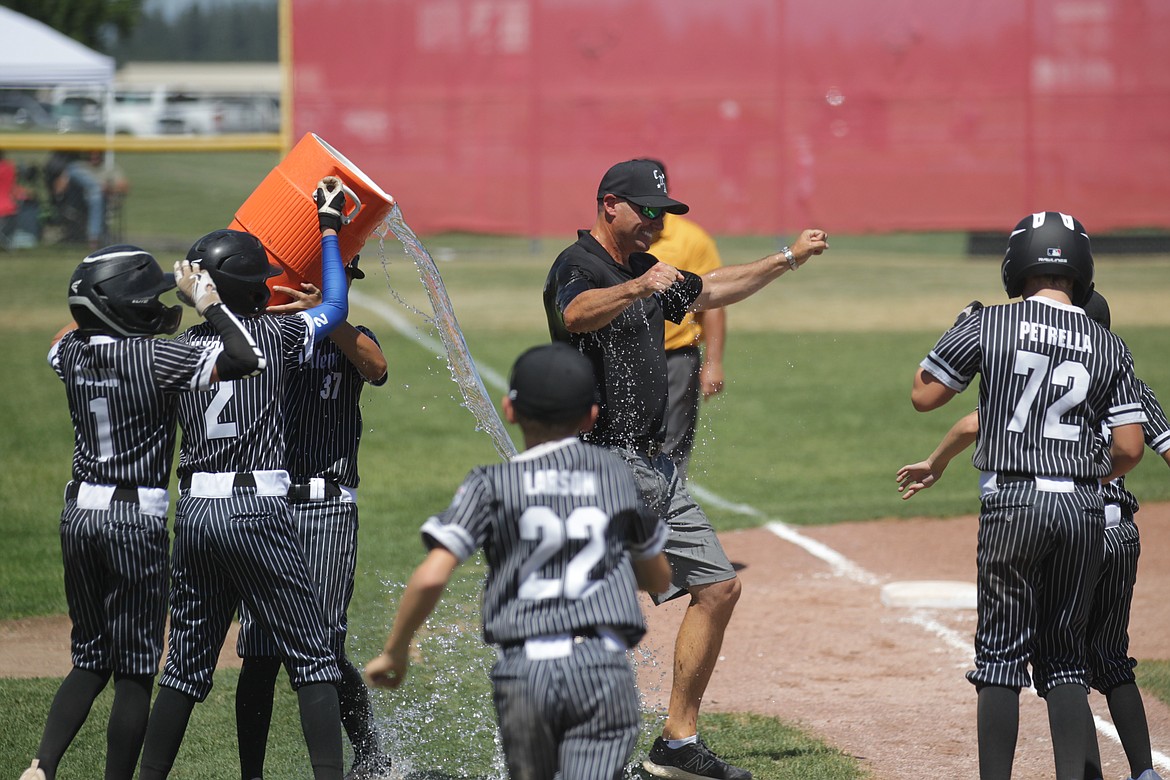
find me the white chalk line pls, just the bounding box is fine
[351,286,1168,771]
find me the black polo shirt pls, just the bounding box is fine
[543,230,702,452]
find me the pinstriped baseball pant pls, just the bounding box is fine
[237,499,358,659]
[492,639,641,780]
[160,492,340,701]
[59,500,169,676]
[1087,512,1141,692]
[966,483,1104,696]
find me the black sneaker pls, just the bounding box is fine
[643,736,751,780]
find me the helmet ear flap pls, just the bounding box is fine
[68,245,180,337]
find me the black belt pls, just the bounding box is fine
[287,481,343,502]
[66,482,140,504]
[998,472,1098,489]
[178,472,256,491]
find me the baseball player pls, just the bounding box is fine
[910,212,1147,780]
[234,255,392,780]
[20,245,264,780]
[1089,374,1170,780]
[644,159,727,482]
[137,178,353,780]
[544,158,827,780]
[365,343,672,780]
[898,291,1170,780]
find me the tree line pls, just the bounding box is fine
[1,0,277,62]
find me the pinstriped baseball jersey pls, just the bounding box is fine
[420,437,668,648]
[283,326,384,486]
[174,312,313,477]
[1102,381,1170,513]
[50,332,217,488]
[922,297,1146,477]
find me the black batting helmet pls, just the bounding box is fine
[1082,289,1111,330]
[185,229,280,315]
[68,245,182,337]
[1001,211,1094,305]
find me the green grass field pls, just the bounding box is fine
[2,151,1170,778]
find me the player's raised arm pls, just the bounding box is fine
[173,258,264,381]
[296,177,351,343]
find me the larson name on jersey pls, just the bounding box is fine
[523,469,599,497]
[1018,321,1093,353]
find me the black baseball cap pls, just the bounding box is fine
[597,159,689,215]
[508,343,598,422]
[346,254,366,279]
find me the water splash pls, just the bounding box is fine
[368,575,506,779]
[375,206,518,460]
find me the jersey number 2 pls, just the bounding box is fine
[1008,350,1090,440]
[517,506,609,601]
[205,382,238,440]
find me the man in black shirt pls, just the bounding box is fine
[544,158,827,780]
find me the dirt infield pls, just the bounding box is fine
[6,504,1170,780]
[636,503,1170,780]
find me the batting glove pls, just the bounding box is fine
[953,300,984,327]
[314,176,348,233]
[174,259,222,315]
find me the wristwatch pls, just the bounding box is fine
[781,246,798,270]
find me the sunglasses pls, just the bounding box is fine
[620,198,665,221]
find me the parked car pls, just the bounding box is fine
[157,93,223,135]
[51,95,104,133]
[108,89,167,135]
[215,95,280,133]
[0,90,58,131]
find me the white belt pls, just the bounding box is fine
[186,470,289,498]
[299,478,356,502]
[68,482,170,517]
[980,471,1088,497]
[1105,503,1122,529]
[510,626,627,660]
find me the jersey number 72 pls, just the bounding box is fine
[1008,350,1090,441]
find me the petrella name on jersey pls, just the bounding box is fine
[523,469,599,497]
[1018,321,1093,353]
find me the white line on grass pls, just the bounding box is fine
[352,285,1165,770]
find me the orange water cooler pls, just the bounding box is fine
[229,133,396,305]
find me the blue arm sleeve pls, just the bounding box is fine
[304,234,349,343]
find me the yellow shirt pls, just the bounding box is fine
[650,215,723,351]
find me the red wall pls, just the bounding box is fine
[291,0,1170,236]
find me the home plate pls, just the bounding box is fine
[880,580,977,610]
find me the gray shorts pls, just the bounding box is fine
[612,447,736,605]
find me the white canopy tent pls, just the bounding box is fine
[0,6,114,87]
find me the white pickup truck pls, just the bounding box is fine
[111,88,222,136]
